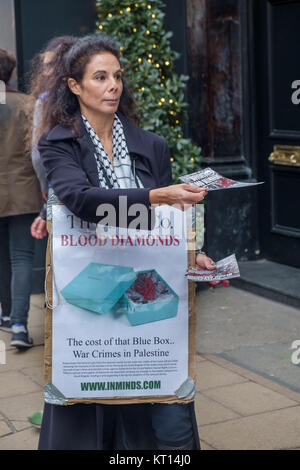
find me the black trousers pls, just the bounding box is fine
[38,401,200,450]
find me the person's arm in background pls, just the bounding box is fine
[194,202,215,269]
[30,98,48,239]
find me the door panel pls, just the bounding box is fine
[256,0,300,267]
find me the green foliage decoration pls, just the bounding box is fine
[95,0,202,182]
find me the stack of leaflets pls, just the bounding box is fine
[179,167,264,191]
[185,254,240,282]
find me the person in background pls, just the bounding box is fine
[28,36,76,240]
[25,37,77,428]
[0,49,42,348]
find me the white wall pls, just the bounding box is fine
[0,0,18,87]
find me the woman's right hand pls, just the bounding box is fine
[149,184,207,209]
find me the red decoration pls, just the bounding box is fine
[133,274,156,301]
[208,280,230,288]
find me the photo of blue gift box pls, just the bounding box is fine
[112,269,179,326]
[61,263,179,325]
[60,262,137,315]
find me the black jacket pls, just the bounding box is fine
[38,112,172,224]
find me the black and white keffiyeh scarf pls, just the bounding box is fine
[82,114,143,190]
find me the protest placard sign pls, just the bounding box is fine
[44,204,197,405]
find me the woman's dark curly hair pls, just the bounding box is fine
[28,35,76,99]
[26,35,77,149]
[35,33,139,143]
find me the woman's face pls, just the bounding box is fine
[69,52,123,117]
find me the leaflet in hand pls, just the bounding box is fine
[185,254,240,282]
[179,167,264,191]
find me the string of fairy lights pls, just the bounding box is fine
[96,1,198,167]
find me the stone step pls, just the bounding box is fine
[231,259,300,309]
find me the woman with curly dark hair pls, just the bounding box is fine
[28,36,76,239]
[37,33,213,451]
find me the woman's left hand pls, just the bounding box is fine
[31,216,48,239]
[195,253,216,271]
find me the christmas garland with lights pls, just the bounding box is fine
[95,0,202,182]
